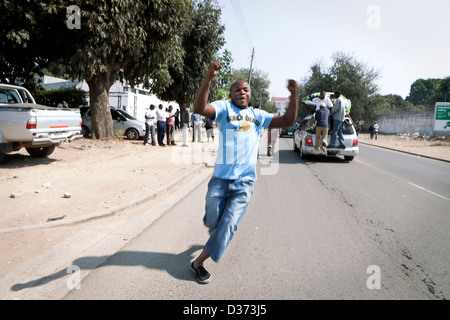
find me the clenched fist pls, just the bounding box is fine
[207,61,222,78]
[287,79,299,94]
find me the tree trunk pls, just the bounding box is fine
[87,74,114,140]
[176,98,187,110]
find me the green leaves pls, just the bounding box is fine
[299,51,381,121]
[153,0,225,106]
[1,0,226,138]
[406,77,450,106]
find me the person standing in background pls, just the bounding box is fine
[166,105,176,146]
[156,104,167,146]
[144,104,156,146]
[191,112,203,142]
[180,104,190,147]
[204,117,214,142]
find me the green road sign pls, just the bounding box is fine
[434,103,450,131]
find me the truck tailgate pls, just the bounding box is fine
[0,106,81,142]
[34,108,81,131]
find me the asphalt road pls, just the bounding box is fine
[63,137,450,300]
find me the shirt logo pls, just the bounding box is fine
[239,122,251,132]
[226,115,261,130]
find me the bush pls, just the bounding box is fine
[33,87,87,109]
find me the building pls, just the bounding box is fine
[271,97,290,116]
[37,75,179,122]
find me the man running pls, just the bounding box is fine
[190,61,299,284]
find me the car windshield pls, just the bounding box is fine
[79,107,89,116]
[116,109,137,120]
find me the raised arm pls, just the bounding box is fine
[269,80,300,128]
[193,61,222,119]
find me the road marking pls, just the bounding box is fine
[355,159,450,202]
[406,181,450,202]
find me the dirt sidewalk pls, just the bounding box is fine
[358,133,450,162]
[0,129,218,275]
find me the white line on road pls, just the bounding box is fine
[406,181,450,202]
[355,159,450,202]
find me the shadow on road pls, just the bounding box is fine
[262,149,353,165]
[11,245,204,291]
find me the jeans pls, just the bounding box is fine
[203,177,254,262]
[330,119,345,147]
[157,120,166,145]
[144,123,156,145]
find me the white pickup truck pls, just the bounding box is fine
[0,84,83,163]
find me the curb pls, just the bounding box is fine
[359,142,450,164]
[0,163,206,234]
[0,164,214,299]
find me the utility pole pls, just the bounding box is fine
[248,47,255,86]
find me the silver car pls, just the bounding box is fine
[293,115,359,161]
[80,106,146,140]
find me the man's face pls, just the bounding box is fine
[230,80,251,109]
[319,92,325,99]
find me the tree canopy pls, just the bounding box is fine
[406,77,450,106]
[0,0,225,139]
[154,0,225,107]
[299,51,380,121]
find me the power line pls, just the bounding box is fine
[229,0,253,52]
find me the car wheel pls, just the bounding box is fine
[344,156,354,161]
[125,128,139,140]
[81,125,90,137]
[26,145,56,158]
[0,151,6,163]
[299,142,308,159]
[293,139,299,152]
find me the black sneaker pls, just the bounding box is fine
[191,262,211,284]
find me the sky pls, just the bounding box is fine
[215,0,450,99]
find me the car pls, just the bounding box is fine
[80,106,146,140]
[279,126,296,137]
[293,115,359,161]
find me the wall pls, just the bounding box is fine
[378,111,449,136]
